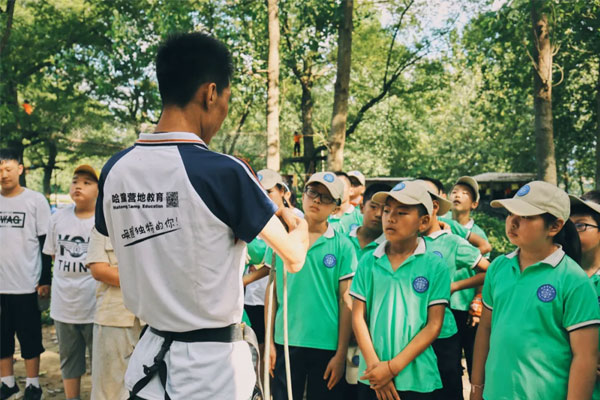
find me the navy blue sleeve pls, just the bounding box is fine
[179,145,277,243]
[95,147,134,236]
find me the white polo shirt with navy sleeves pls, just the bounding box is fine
[95,131,277,400]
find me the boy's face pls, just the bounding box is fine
[570,214,600,254]
[450,183,478,213]
[0,159,23,191]
[382,198,429,242]
[505,213,561,248]
[70,173,98,204]
[360,199,384,233]
[302,183,338,222]
[349,178,364,199]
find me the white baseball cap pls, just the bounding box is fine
[347,170,366,186]
[454,176,480,203]
[491,181,570,222]
[372,181,434,216]
[257,169,283,190]
[306,172,345,204]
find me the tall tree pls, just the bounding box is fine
[327,0,353,171]
[530,0,557,184]
[266,0,280,171]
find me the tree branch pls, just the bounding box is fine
[383,0,415,86]
[0,0,16,56]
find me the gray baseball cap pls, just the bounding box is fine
[491,181,569,221]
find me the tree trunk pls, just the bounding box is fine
[266,0,280,171]
[531,0,557,184]
[42,140,57,199]
[301,82,315,174]
[327,0,353,171]
[596,59,600,189]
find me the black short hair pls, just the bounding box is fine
[416,176,445,195]
[156,32,233,108]
[334,171,351,181]
[0,149,22,164]
[363,183,391,204]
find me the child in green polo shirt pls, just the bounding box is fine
[265,172,358,400]
[412,179,490,400]
[347,183,391,260]
[471,181,600,400]
[570,190,600,400]
[446,176,489,379]
[328,172,363,234]
[351,181,450,400]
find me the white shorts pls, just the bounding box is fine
[125,328,255,400]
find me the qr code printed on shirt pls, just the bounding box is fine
[166,192,179,208]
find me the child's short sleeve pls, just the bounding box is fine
[42,214,57,256]
[35,193,50,237]
[440,217,470,240]
[85,228,110,265]
[247,239,267,265]
[429,258,451,306]
[338,235,358,281]
[350,256,371,302]
[563,279,600,332]
[482,259,499,310]
[455,238,483,270]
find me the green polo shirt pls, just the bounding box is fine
[438,216,470,240]
[329,205,363,234]
[347,226,385,261]
[350,238,450,392]
[247,237,267,265]
[590,270,600,400]
[425,230,482,337]
[482,248,600,400]
[265,224,357,351]
[450,219,489,311]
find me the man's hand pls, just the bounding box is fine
[323,353,345,390]
[37,284,50,298]
[276,208,300,231]
[361,361,394,389]
[374,381,400,400]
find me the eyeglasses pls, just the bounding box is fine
[304,186,337,205]
[574,222,600,232]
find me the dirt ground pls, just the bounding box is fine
[11,325,471,400]
[12,324,91,399]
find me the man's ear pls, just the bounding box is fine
[18,164,24,176]
[194,82,217,110]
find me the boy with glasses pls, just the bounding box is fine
[265,172,358,400]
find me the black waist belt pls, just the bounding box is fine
[129,324,244,400]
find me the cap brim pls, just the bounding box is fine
[372,191,425,209]
[430,193,451,215]
[570,195,600,215]
[491,198,546,216]
[456,176,480,202]
[306,177,341,203]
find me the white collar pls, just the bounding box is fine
[323,223,336,238]
[373,237,426,259]
[349,225,359,237]
[344,204,355,215]
[506,246,565,268]
[427,229,450,239]
[137,132,207,147]
[463,219,475,229]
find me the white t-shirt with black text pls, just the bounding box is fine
[43,205,96,323]
[0,188,51,294]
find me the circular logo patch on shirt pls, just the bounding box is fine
[537,284,557,302]
[516,185,530,197]
[412,276,429,293]
[432,251,444,259]
[392,182,406,191]
[323,254,337,268]
[257,173,263,182]
[324,173,335,183]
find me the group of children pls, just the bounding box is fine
[2,144,600,400]
[243,168,600,400]
[1,151,141,400]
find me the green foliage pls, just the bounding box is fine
[472,211,514,260]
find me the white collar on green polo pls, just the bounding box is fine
[505,246,565,268]
[373,237,426,259]
[323,223,336,238]
[427,229,450,239]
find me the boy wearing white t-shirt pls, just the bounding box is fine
[0,150,51,400]
[43,165,98,400]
